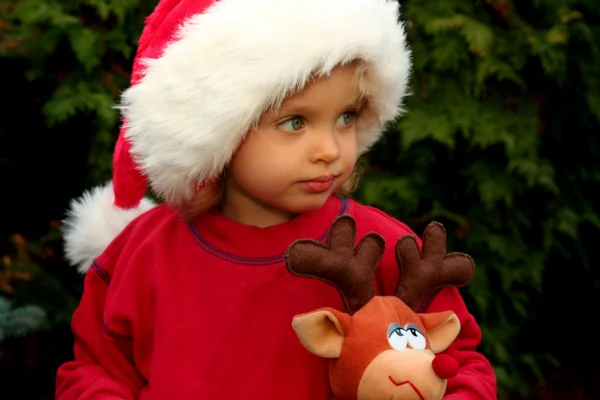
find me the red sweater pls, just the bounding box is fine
[56,196,496,399]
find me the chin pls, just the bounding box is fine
[285,193,332,214]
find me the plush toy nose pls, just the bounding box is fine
[432,354,459,379]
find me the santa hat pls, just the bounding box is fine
[62,0,412,273]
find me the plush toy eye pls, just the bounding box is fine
[405,324,426,350]
[387,323,408,351]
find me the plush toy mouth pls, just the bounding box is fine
[388,376,425,400]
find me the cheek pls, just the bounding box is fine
[230,151,265,187]
[341,126,359,151]
[228,138,290,187]
[339,132,359,168]
[345,137,359,161]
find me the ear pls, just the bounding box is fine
[418,311,461,353]
[291,308,350,359]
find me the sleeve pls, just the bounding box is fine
[56,232,150,400]
[427,288,497,399]
[366,207,497,399]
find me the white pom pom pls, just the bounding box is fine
[61,182,157,273]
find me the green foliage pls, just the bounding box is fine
[0,0,153,184]
[0,226,81,341]
[0,296,46,343]
[355,0,600,396]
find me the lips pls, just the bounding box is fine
[300,175,339,193]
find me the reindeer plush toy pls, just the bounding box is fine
[284,215,476,400]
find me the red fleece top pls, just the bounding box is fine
[56,196,496,400]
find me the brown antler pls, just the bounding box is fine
[395,222,475,311]
[284,215,385,315]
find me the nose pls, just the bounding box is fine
[310,129,340,164]
[432,354,459,379]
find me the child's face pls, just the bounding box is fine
[223,64,362,226]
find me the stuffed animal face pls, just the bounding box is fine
[285,215,475,400]
[292,297,460,400]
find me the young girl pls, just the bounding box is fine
[56,0,497,399]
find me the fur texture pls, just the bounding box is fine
[63,0,412,272]
[120,0,411,205]
[62,183,156,273]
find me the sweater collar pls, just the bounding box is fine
[188,196,349,265]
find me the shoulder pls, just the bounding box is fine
[345,199,420,244]
[95,204,185,272]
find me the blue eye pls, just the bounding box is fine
[279,117,304,132]
[337,112,355,127]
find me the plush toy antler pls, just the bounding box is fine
[285,215,475,400]
[283,215,384,315]
[395,221,476,312]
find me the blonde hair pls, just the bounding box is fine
[177,180,225,220]
[178,61,371,220]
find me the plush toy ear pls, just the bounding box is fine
[291,308,350,359]
[418,311,461,354]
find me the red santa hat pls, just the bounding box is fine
[62,0,412,272]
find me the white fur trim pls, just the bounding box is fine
[120,0,411,204]
[62,183,156,273]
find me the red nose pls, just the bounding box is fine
[432,354,459,379]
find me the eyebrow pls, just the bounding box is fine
[278,94,364,115]
[404,323,423,334]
